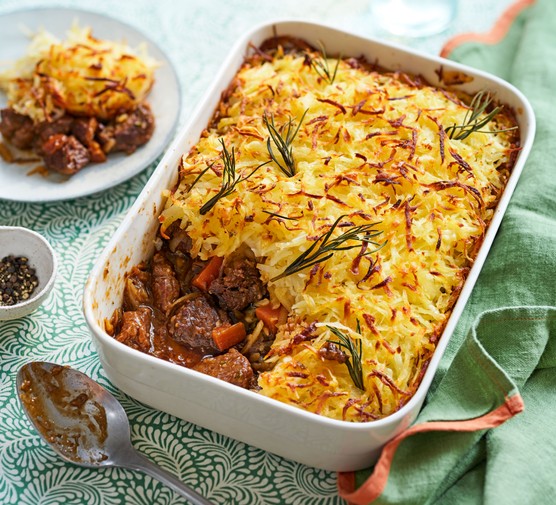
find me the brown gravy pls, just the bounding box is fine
[19,363,109,464]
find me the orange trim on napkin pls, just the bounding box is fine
[440,0,535,58]
[337,393,524,505]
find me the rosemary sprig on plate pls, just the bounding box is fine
[199,138,269,215]
[270,214,384,281]
[326,322,365,390]
[263,109,307,177]
[445,91,516,141]
[309,41,340,84]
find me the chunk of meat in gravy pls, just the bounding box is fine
[35,115,73,145]
[0,108,35,150]
[101,103,155,155]
[41,134,90,175]
[151,252,180,314]
[123,266,151,311]
[193,348,254,389]
[167,253,196,295]
[96,122,116,153]
[115,307,152,353]
[168,295,229,355]
[72,117,106,163]
[209,254,265,311]
[166,223,193,255]
[72,117,97,146]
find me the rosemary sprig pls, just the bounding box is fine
[270,214,384,281]
[445,91,516,141]
[199,139,269,215]
[262,210,299,220]
[326,323,365,390]
[263,109,308,177]
[188,161,214,192]
[310,41,340,84]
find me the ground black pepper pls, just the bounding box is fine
[0,255,39,306]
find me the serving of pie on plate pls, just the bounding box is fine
[0,8,180,202]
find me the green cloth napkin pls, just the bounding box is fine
[339,0,556,503]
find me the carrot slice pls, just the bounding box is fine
[192,256,224,291]
[255,304,287,332]
[212,322,247,351]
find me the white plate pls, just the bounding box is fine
[0,8,180,202]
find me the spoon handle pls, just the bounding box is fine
[123,448,213,505]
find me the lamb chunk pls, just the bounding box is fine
[192,348,254,388]
[72,117,106,163]
[72,117,97,145]
[123,266,151,311]
[151,252,180,314]
[168,295,230,355]
[41,134,91,175]
[115,307,152,353]
[96,122,116,153]
[166,222,193,255]
[112,103,155,154]
[36,115,73,144]
[0,108,35,150]
[209,254,265,311]
[165,249,195,295]
[318,341,348,364]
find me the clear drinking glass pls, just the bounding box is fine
[370,0,458,37]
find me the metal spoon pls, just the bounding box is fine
[16,361,213,505]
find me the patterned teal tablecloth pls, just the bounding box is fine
[0,0,515,503]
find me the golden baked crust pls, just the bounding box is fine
[0,24,156,122]
[159,38,519,421]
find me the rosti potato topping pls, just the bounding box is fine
[118,38,518,422]
[0,23,156,122]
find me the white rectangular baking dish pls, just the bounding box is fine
[83,20,535,472]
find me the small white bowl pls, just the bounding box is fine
[0,226,57,321]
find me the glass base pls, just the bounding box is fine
[370,0,458,37]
